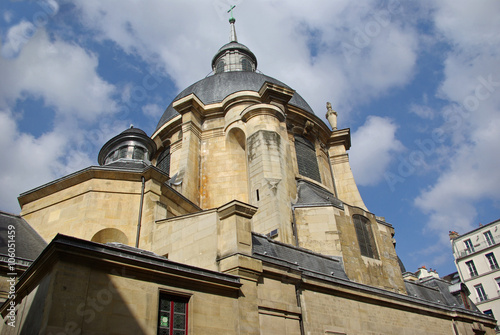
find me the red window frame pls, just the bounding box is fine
[158,293,189,335]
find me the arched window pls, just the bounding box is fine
[132,146,146,160]
[216,60,225,74]
[91,228,128,245]
[294,135,321,183]
[241,58,252,71]
[157,147,171,176]
[353,215,378,259]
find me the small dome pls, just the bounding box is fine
[211,41,258,73]
[98,127,157,166]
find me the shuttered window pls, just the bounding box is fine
[157,147,171,176]
[294,136,321,183]
[353,215,378,259]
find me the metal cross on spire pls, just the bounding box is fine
[227,5,236,22]
[227,4,238,42]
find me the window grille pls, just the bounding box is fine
[353,215,378,259]
[158,293,188,335]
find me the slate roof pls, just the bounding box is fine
[405,277,478,311]
[0,211,47,263]
[252,231,483,314]
[156,71,315,130]
[294,179,343,209]
[252,233,348,280]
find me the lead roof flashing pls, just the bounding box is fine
[293,179,344,209]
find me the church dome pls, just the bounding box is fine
[156,71,314,130]
[155,15,315,131]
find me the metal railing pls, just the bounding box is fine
[458,236,499,258]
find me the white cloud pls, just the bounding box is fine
[350,116,404,186]
[410,104,434,120]
[0,29,117,120]
[0,110,67,213]
[0,28,122,213]
[1,20,36,58]
[414,0,500,243]
[71,1,419,120]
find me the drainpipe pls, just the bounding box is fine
[295,282,306,335]
[135,176,145,248]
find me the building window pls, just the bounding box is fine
[466,260,479,277]
[353,215,378,259]
[294,135,321,183]
[158,293,189,335]
[484,231,495,246]
[464,239,475,254]
[486,253,499,270]
[474,284,487,302]
[132,146,145,160]
[157,147,171,176]
[484,309,494,318]
[118,146,129,159]
[241,58,252,71]
[216,60,225,73]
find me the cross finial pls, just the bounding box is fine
[228,5,236,23]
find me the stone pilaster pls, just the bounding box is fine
[217,200,262,335]
[327,128,367,210]
[172,94,204,206]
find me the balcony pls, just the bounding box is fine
[457,236,498,258]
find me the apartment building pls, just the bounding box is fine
[450,219,500,325]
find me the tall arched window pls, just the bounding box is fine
[241,58,252,71]
[157,147,171,176]
[216,60,225,74]
[294,135,321,183]
[353,215,378,259]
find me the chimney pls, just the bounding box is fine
[449,231,460,240]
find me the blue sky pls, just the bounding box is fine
[1,0,499,276]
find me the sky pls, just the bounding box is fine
[0,0,499,276]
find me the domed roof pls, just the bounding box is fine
[98,126,156,165]
[211,41,258,70]
[120,127,148,136]
[156,71,315,131]
[155,16,316,131]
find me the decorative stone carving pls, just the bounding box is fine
[326,101,338,130]
[265,178,281,195]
